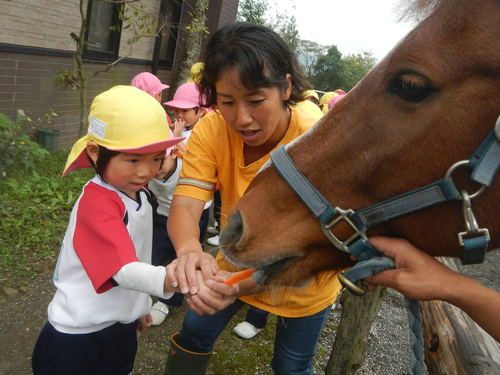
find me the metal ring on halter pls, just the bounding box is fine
[445,160,487,199]
[337,272,366,296]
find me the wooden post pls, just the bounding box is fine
[325,287,384,374]
[419,258,500,375]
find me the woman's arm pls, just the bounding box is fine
[366,237,500,341]
[167,195,218,294]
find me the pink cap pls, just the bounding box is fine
[164,82,202,109]
[131,72,169,97]
[328,94,346,109]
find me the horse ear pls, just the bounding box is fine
[283,73,292,101]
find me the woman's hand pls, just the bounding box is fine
[186,271,239,315]
[165,251,218,295]
[364,237,458,301]
[366,236,500,341]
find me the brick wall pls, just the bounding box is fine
[0,51,177,149]
[0,0,82,51]
[0,0,158,60]
[0,0,239,150]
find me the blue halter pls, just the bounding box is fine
[270,115,499,266]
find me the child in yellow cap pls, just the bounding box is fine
[294,89,323,120]
[31,86,236,374]
[319,91,338,114]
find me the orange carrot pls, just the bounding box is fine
[223,269,255,285]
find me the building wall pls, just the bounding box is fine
[0,0,159,60]
[0,0,83,52]
[0,0,239,150]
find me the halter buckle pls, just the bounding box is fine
[321,207,367,253]
[337,272,367,296]
[458,190,490,246]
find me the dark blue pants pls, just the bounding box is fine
[32,321,137,375]
[152,208,209,306]
[245,305,269,328]
[179,300,332,375]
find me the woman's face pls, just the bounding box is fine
[215,68,292,149]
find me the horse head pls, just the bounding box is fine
[220,0,500,287]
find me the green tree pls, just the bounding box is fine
[311,45,344,91]
[272,13,300,51]
[309,47,376,91]
[297,39,328,78]
[173,0,209,88]
[236,0,268,25]
[237,0,300,52]
[340,51,376,91]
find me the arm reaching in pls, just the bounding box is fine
[365,236,500,341]
[167,196,218,295]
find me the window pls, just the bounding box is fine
[154,0,183,69]
[83,0,122,61]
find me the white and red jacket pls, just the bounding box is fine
[48,176,168,334]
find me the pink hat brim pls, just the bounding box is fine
[164,99,199,109]
[62,136,184,177]
[153,83,170,96]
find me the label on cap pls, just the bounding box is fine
[88,115,107,139]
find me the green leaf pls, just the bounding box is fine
[70,32,80,42]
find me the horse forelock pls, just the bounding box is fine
[396,0,440,23]
[396,0,491,24]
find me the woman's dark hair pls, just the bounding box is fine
[87,145,120,179]
[199,22,310,108]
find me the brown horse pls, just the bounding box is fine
[220,0,500,287]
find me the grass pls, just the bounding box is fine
[0,152,92,283]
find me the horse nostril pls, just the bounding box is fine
[220,210,244,246]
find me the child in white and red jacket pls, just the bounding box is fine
[31,85,187,375]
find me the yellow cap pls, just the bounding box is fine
[187,62,205,83]
[303,90,319,101]
[62,85,184,176]
[319,91,339,114]
[319,91,338,106]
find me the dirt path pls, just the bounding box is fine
[1,250,498,375]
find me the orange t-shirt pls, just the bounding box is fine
[174,108,341,317]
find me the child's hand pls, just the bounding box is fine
[155,152,176,179]
[172,118,185,137]
[136,314,152,332]
[185,270,239,315]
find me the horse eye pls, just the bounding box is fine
[388,71,435,102]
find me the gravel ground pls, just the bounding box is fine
[339,249,500,375]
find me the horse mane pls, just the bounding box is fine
[395,0,441,23]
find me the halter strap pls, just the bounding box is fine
[270,118,499,265]
[470,127,500,186]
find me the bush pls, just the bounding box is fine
[0,152,92,282]
[0,110,56,177]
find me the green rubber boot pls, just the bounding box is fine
[164,333,212,375]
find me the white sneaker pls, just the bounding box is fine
[206,235,219,246]
[233,321,262,339]
[150,301,169,326]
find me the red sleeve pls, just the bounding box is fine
[73,182,138,293]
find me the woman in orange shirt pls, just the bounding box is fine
[165,23,342,375]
